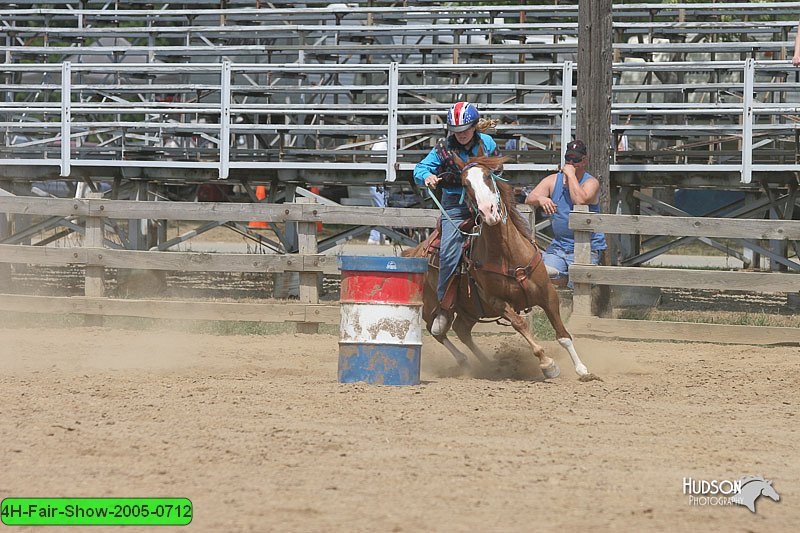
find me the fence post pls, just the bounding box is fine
[572,205,592,316]
[296,197,320,333]
[85,192,105,325]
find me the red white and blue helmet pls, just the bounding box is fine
[447,101,480,133]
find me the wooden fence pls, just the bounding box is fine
[0,195,439,331]
[1,196,797,344]
[569,205,800,345]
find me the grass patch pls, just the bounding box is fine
[644,236,742,257]
[616,308,800,328]
[529,310,557,340]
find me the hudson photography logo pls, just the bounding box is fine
[683,476,781,513]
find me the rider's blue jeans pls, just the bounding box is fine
[438,192,471,302]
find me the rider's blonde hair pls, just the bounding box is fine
[476,117,498,133]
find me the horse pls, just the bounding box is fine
[730,476,780,513]
[404,151,597,381]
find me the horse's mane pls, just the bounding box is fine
[465,155,532,241]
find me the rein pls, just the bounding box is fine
[426,187,481,237]
[425,161,511,244]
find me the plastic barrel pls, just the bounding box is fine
[337,256,427,385]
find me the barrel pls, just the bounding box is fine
[337,256,428,385]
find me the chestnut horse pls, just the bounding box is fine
[404,153,595,380]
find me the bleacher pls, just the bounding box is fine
[1,1,799,190]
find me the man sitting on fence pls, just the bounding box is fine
[524,139,607,288]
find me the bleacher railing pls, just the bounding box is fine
[2,59,800,183]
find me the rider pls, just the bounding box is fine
[413,102,500,335]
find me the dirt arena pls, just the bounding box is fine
[1,325,798,531]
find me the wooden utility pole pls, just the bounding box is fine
[577,0,613,315]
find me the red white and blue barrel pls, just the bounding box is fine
[338,256,428,385]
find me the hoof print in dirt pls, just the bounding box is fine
[579,373,603,383]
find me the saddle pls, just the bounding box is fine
[420,217,543,317]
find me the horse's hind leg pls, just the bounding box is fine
[497,302,560,379]
[437,335,471,369]
[540,284,592,378]
[452,315,491,366]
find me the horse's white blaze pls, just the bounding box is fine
[465,167,501,225]
[557,337,589,376]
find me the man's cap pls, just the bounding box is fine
[565,139,587,158]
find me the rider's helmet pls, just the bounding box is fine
[447,101,480,133]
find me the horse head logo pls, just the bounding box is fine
[730,476,780,513]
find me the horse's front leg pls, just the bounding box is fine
[493,300,560,379]
[538,281,599,381]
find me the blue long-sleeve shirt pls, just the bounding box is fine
[413,133,498,195]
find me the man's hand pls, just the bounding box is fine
[539,197,557,215]
[561,163,577,178]
[424,174,441,189]
[793,54,800,66]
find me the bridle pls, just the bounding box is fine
[461,163,509,227]
[426,161,509,237]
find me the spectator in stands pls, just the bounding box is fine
[794,23,800,66]
[414,101,501,335]
[524,139,607,288]
[502,115,527,153]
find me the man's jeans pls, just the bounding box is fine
[543,245,600,289]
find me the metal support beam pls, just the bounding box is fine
[560,61,573,166]
[386,61,399,183]
[60,61,71,177]
[741,58,754,184]
[219,60,231,180]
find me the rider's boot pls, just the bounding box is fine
[431,276,459,336]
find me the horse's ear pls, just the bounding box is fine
[452,153,466,170]
[491,155,510,171]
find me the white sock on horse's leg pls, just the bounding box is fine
[557,337,589,377]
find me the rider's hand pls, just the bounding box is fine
[540,197,557,215]
[424,174,441,189]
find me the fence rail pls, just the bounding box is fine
[1,196,797,344]
[0,195,441,327]
[568,207,799,345]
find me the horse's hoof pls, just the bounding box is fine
[579,373,603,382]
[541,361,560,379]
[575,364,589,377]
